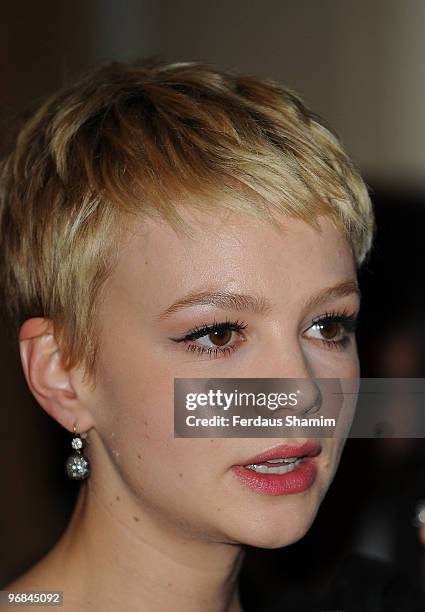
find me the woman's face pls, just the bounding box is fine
[86,205,360,548]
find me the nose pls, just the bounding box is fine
[286,378,322,416]
[267,336,322,417]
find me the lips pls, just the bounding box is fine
[231,440,321,496]
[239,440,321,467]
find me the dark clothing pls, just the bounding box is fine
[263,553,425,612]
[314,553,425,612]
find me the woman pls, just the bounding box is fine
[0,59,381,610]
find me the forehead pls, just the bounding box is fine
[123,204,351,269]
[113,208,356,296]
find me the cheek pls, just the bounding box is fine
[347,342,360,377]
[92,340,221,503]
[95,329,176,439]
[89,338,169,492]
[319,438,347,491]
[303,340,360,379]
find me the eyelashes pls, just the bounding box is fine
[310,309,358,350]
[170,309,359,360]
[178,318,248,341]
[170,318,248,359]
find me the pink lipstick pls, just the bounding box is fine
[231,441,321,496]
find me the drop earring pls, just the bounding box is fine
[65,424,90,480]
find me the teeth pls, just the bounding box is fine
[245,458,303,474]
[266,457,298,464]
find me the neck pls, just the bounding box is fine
[40,437,246,612]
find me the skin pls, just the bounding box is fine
[419,522,425,546]
[8,205,361,611]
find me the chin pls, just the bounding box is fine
[245,515,318,550]
[222,492,322,549]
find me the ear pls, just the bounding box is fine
[19,317,95,433]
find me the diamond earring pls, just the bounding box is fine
[65,424,90,480]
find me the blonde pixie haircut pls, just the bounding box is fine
[0,58,375,387]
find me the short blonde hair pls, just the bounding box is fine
[0,58,375,385]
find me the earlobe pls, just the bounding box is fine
[19,317,94,433]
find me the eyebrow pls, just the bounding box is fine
[156,280,360,321]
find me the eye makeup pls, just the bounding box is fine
[169,309,359,360]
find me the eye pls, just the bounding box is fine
[170,319,248,359]
[304,310,359,350]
